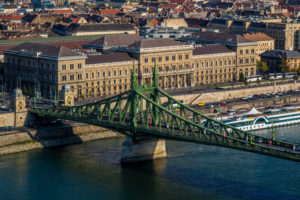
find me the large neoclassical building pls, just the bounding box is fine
[4,34,258,99]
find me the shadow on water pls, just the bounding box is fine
[24,116,83,148]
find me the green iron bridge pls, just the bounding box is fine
[31,65,300,162]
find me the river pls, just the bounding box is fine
[0,125,300,200]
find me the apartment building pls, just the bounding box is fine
[208,18,300,50]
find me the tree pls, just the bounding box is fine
[257,60,268,73]
[244,80,248,86]
[294,75,298,80]
[239,72,245,82]
[256,79,261,85]
[278,58,289,73]
[262,74,268,80]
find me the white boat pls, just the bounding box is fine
[223,107,300,131]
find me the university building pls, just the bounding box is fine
[4,34,258,99]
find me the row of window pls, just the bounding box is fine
[194,59,236,68]
[144,54,189,63]
[239,49,255,55]
[62,63,82,70]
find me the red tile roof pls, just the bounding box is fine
[100,9,120,15]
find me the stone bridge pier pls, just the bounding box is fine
[121,136,167,163]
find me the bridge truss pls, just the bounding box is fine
[31,65,300,162]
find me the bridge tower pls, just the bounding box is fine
[10,88,27,112]
[60,84,74,106]
[121,63,167,163]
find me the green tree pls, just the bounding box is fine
[278,58,289,72]
[27,87,33,97]
[239,72,245,82]
[262,74,268,80]
[294,75,298,80]
[257,60,268,73]
[22,85,28,95]
[244,80,248,86]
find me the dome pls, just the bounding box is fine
[11,88,23,98]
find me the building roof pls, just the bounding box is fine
[68,24,134,33]
[186,32,255,45]
[86,53,134,64]
[193,44,234,55]
[5,42,82,58]
[260,50,300,59]
[243,33,274,42]
[85,34,142,48]
[128,38,186,49]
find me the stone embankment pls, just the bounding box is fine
[0,124,123,156]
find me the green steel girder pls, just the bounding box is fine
[30,64,300,162]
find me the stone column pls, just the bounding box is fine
[183,74,187,87]
[121,136,167,163]
[176,75,180,88]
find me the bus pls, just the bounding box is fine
[284,72,297,79]
[268,73,283,80]
[245,75,262,82]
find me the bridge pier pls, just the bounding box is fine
[121,136,167,163]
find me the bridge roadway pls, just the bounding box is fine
[31,105,300,162]
[30,66,300,162]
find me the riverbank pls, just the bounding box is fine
[0,123,123,156]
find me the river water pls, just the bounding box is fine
[0,125,300,200]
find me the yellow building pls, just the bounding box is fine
[4,35,259,99]
[243,33,275,55]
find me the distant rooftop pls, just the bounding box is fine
[128,38,187,49]
[260,50,300,59]
[184,32,256,46]
[5,42,83,58]
[84,34,142,49]
[193,44,234,55]
[243,33,274,42]
[86,53,134,65]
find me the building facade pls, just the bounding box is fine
[4,35,259,99]
[208,18,300,51]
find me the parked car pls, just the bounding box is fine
[219,102,226,106]
[197,102,205,107]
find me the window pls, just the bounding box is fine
[108,71,111,77]
[78,63,82,69]
[97,72,100,78]
[240,50,243,55]
[144,58,148,63]
[62,75,67,81]
[152,57,155,63]
[165,56,169,61]
[119,70,122,75]
[125,69,127,75]
[62,65,66,70]
[172,55,176,61]
[103,71,105,77]
[86,73,88,79]
[246,49,249,54]
[78,74,82,80]
[70,64,74,70]
[239,59,243,64]
[251,49,255,54]
[185,54,189,60]
[92,72,94,78]
[114,70,116,76]
[70,74,74,81]
[158,57,162,62]
[52,64,55,70]
[179,55,182,60]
